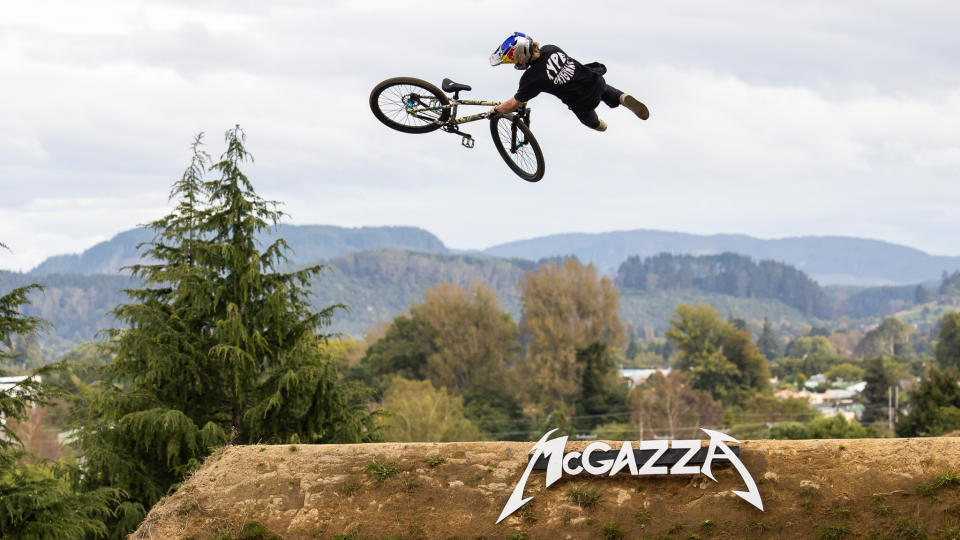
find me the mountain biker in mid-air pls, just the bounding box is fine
[489,32,649,132]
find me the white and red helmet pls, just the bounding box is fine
[490,32,534,69]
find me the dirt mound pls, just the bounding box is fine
[134,438,960,539]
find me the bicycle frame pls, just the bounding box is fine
[405,90,529,149]
[406,96,500,125]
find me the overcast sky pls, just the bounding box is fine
[1,0,958,272]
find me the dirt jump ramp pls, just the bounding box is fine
[134,437,960,539]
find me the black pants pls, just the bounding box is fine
[570,77,623,129]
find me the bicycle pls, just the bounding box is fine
[369,77,546,182]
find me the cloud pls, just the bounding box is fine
[1,0,959,271]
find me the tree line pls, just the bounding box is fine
[615,252,832,317]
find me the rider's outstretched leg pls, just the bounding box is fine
[598,79,649,120]
[571,106,606,132]
[619,93,649,120]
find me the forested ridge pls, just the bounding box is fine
[4,252,956,356]
[615,252,832,317]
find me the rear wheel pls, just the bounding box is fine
[490,114,545,182]
[369,77,450,134]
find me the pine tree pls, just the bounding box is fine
[1,243,116,539]
[71,128,378,537]
[859,356,901,425]
[625,327,639,361]
[757,318,780,361]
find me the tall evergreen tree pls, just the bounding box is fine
[575,341,628,428]
[723,330,772,398]
[757,318,780,361]
[70,129,377,537]
[625,327,639,361]
[859,356,902,425]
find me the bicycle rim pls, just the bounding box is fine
[371,78,449,133]
[491,116,544,181]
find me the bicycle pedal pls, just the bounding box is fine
[461,135,475,149]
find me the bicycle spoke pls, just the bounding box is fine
[377,84,443,128]
[496,119,537,175]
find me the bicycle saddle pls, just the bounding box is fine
[442,78,472,92]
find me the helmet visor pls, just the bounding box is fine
[490,32,529,66]
[490,36,518,66]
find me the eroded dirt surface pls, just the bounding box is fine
[133,438,960,539]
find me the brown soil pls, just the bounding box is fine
[133,438,960,539]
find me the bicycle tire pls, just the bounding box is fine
[489,114,545,182]
[369,77,451,134]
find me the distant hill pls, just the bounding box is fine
[314,250,536,336]
[29,225,448,276]
[2,250,535,353]
[0,270,134,361]
[482,230,960,286]
[12,248,952,358]
[26,225,960,287]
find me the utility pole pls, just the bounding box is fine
[894,385,899,426]
[888,386,893,433]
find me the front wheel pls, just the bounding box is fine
[369,77,450,134]
[489,114,545,182]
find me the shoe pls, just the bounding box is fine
[594,119,608,132]
[620,94,649,120]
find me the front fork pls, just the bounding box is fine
[508,106,531,154]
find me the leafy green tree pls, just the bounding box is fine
[666,303,734,372]
[896,366,960,437]
[379,378,481,442]
[808,326,831,337]
[770,415,877,439]
[1,243,116,539]
[936,311,960,371]
[593,421,634,440]
[777,336,840,379]
[723,330,772,397]
[784,335,837,361]
[354,281,517,397]
[414,281,518,393]
[70,129,377,536]
[855,318,916,358]
[352,315,436,395]
[665,304,744,403]
[462,384,527,441]
[538,409,577,438]
[723,394,817,426]
[516,258,625,414]
[824,362,865,382]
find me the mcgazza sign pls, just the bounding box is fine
[498,428,762,523]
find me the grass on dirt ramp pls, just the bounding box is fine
[133,437,960,539]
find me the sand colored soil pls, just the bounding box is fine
[133,437,960,539]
